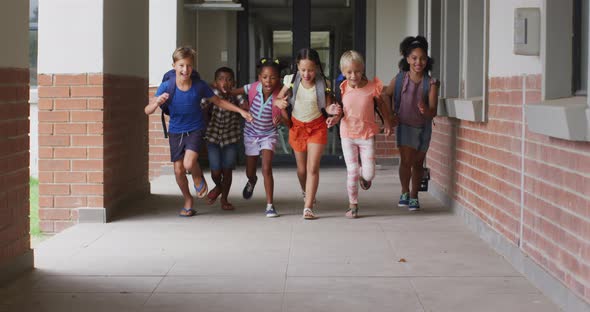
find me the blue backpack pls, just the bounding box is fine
[159,69,201,138]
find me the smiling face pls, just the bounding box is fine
[297,59,318,83]
[406,47,428,74]
[341,60,364,88]
[258,66,280,96]
[172,57,194,82]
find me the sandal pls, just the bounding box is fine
[359,177,372,190]
[179,207,196,217]
[303,208,317,220]
[345,207,359,219]
[206,187,221,205]
[221,201,235,211]
[194,177,208,199]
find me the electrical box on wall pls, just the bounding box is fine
[514,8,541,55]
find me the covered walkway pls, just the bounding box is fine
[0,168,558,311]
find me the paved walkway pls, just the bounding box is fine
[1,168,560,311]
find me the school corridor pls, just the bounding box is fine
[0,167,560,312]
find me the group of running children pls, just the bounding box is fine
[144,36,440,219]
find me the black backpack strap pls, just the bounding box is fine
[161,111,169,138]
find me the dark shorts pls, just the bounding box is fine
[169,129,204,162]
[207,143,238,171]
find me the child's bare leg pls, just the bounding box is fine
[184,150,206,196]
[294,151,308,192]
[173,160,193,214]
[220,168,233,208]
[304,143,324,209]
[246,155,259,182]
[398,146,416,194]
[261,149,274,204]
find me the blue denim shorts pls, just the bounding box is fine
[207,143,238,170]
[396,123,432,152]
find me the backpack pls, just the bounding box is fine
[159,69,201,138]
[246,81,283,126]
[289,72,331,119]
[393,70,433,192]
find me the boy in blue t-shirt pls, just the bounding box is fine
[144,47,252,217]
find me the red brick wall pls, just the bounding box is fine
[148,86,172,180]
[103,75,150,217]
[38,73,150,232]
[429,74,590,303]
[0,67,30,267]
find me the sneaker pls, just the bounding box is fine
[265,205,279,218]
[398,193,410,207]
[242,176,257,199]
[408,198,420,211]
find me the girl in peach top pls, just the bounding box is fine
[336,50,393,218]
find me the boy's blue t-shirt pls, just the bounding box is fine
[155,79,214,134]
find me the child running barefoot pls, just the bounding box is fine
[201,67,244,210]
[274,48,341,220]
[382,36,440,212]
[144,47,252,217]
[337,50,392,218]
[233,58,289,217]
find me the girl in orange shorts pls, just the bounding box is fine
[274,48,341,219]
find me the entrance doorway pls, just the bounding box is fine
[238,0,366,164]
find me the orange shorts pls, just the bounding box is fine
[289,116,328,152]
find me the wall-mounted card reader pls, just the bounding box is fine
[514,8,541,55]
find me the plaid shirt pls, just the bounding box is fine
[201,89,245,146]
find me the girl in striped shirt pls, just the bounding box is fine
[232,58,290,217]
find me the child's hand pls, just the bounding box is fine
[156,93,169,106]
[274,97,289,110]
[326,103,341,116]
[326,116,339,128]
[240,110,253,122]
[418,102,426,114]
[383,121,392,136]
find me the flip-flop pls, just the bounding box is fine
[194,177,208,199]
[207,187,221,205]
[179,207,196,217]
[345,207,359,219]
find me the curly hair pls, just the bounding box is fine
[398,36,434,73]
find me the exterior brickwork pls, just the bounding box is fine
[147,86,172,180]
[38,73,150,231]
[0,67,30,267]
[428,74,590,304]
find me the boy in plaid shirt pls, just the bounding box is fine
[201,67,245,210]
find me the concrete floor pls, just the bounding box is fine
[0,167,560,311]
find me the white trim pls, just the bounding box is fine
[519,74,526,248]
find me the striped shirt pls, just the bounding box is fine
[243,83,277,138]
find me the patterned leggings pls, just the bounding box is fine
[341,137,376,204]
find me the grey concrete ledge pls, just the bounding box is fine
[443,97,485,122]
[0,250,33,286]
[525,97,590,141]
[428,181,590,312]
[77,207,106,223]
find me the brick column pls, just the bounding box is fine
[0,0,33,283]
[37,73,105,232]
[148,86,172,180]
